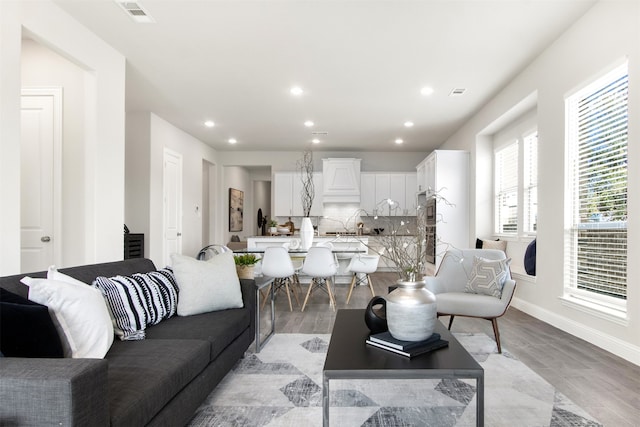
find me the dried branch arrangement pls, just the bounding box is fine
[297,149,315,217]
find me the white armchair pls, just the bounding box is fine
[424,248,516,353]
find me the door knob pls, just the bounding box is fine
[41,236,51,242]
[177,232,182,237]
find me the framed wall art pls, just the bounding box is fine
[229,188,244,232]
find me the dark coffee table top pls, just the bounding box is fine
[324,309,483,377]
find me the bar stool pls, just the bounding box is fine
[345,254,379,304]
[301,246,338,311]
[260,246,300,311]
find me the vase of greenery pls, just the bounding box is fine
[234,253,259,280]
[297,149,315,250]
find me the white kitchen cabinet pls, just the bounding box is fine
[360,172,417,215]
[417,150,469,268]
[405,173,417,214]
[274,173,294,216]
[274,172,323,217]
[360,173,376,214]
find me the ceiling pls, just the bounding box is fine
[52,0,596,152]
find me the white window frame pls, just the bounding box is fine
[492,115,538,239]
[562,61,628,322]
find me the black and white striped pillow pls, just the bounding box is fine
[93,268,179,340]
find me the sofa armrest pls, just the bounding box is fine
[0,358,109,426]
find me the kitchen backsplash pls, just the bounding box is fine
[275,202,417,236]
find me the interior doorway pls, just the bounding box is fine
[163,148,183,266]
[20,87,62,273]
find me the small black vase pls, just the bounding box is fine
[364,296,388,334]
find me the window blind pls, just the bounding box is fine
[566,63,628,301]
[495,142,518,233]
[524,132,538,233]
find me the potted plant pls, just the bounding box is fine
[267,219,278,235]
[234,253,259,280]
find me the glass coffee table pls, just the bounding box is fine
[323,309,484,426]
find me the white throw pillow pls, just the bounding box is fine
[465,256,511,298]
[482,239,507,252]
[172,252,243,316]
[21,276,114,358]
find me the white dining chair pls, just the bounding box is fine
[345,254,379,304]
[260,246,300,311]
[301,246,339,312]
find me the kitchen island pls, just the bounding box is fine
[246,235,369,284]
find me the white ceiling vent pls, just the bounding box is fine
[116,1,155,23]
[311,131,329,136]
[449,88,466,97]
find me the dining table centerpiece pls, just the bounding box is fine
[297,149,315,250]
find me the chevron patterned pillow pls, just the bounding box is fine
[465,256,511,298]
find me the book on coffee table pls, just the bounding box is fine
[368,331,442,350]
[366,332,449,358]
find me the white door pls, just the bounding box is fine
[163,149,183,266]
[20,89,62,272]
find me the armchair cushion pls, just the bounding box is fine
[465,256,511,298]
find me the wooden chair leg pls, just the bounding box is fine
[367,274,375,297]
[448,315,455,330]
[345,274,357,305]
[491,318,502,353]
[326,278,336,311]
[284,280,293,311]
[301,278,315,312]
[289,277,301,307]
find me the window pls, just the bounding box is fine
[495,142,519,233]
[565,62,628,313]
[494,129,538,235]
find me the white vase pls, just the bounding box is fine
[300,217,314,250]
[386,280,437,341]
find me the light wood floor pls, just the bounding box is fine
[259,272,640,426]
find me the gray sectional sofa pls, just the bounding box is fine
[0,257,256,426]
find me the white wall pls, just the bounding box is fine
[125,113,219,267]
[440,1,640,364]
[0,0,125,274]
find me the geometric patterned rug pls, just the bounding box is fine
[188,333,602,426]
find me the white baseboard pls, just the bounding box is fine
[511,297,640,367]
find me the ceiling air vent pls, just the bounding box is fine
[115,1,155,23]
[449,88,466,97]
[311,131,329,136]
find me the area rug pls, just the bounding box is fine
[188,333,602,426]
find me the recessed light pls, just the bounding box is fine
[204,120,215,128]
[312,138,320,144]
[228,138,237,144]
[404,121,414,128]
[395,138,404,144]
[420,87,434,96]
[304,120,314,127]
[290,86,304,96]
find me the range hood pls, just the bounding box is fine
[322,158,361,203]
